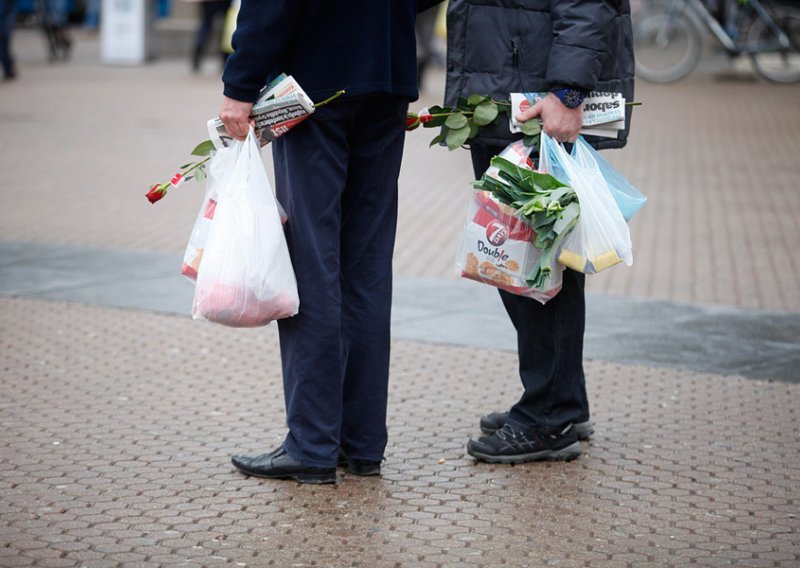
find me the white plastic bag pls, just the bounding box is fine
[539,133,633,274]
[191,128,299,327]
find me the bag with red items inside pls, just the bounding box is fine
[190,127,299,327]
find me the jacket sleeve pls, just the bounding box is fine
[222,0,305,102]
[546,0,620,91]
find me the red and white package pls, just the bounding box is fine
[455,191,562,303]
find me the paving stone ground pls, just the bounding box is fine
[1,298,798,567]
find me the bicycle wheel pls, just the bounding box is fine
[747,6,800,83]
[634,9,702,83]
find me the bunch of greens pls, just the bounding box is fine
[473,156,580,289]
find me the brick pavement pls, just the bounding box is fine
[1,298,799,567]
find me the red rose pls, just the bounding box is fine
[146,184,166,204]
[406,112,420,131]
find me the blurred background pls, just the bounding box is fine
[0,0,798,313]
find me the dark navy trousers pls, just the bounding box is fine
[272,95,408,468]
[470,144,590,432]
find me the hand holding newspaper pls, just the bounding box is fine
[148,74,338,204]
[509,92,626,139]
[208,74,316,150]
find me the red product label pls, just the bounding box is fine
[204,198,217,220]
[472,192,534,242]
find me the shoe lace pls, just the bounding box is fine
[496,424,520,441]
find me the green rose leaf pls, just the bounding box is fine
[446,125,471,150]
[445,112,468,130]
[468,121,479,139]
[467,93,488,107]
[191,140,216,157]
[523,134,539,149]
[179,162,195,170]
[424,105,450,127]
[472,100,499,126]
[195,166,207,182]
[520,119,542,136]
[429,132,447,147]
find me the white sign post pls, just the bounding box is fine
[101,0,154,64]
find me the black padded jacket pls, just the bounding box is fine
[444,0,635,149]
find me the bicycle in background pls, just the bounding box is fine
[633,0,800,83]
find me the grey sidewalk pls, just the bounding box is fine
[1,240,798,383]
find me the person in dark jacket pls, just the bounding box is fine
[189,0,232,73]
[444,0,635,463]
[218,0,441,484]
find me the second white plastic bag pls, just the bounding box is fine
[192,128,299,327]
[539,133,633,274]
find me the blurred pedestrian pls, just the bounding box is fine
[444,0,635,464]
[187,0,231,73]
[43,0,71,60]
[0,0,16,80]
[218,0,443,484]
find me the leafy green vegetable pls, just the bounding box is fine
[473,156,580,289]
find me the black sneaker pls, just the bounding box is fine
[467,423,581,464]
[480,411,594,440]
[337,448,381,476]
[231,447,336,484]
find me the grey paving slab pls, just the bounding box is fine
[1,240,798,383]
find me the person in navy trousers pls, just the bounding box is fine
[219,0,442,484]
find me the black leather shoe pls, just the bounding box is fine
[231,447,336,484]
[337,449,382,476]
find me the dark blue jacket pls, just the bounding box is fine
[223,0,442,104]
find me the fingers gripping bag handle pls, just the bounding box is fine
[192,128,299,327]
[540,133,633,274]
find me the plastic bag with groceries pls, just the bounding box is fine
[455,141,563,304]
[539,133,634,274]
[186,127,299,327]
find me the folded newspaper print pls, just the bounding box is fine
[207,74,315,150]
[509,92,625,139]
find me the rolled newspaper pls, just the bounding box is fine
[208,74,315,150]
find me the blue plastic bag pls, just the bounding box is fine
[573,138,646,221]
[541,136,646,222]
